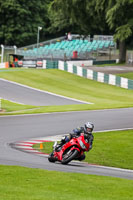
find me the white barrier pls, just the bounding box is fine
[0,62,9,69]
[98,72,104,83]
[109,74,116,85]
[121,77,128,89]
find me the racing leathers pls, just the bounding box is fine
[58,127,94,161]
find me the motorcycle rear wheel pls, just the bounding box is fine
[61,149,79,165]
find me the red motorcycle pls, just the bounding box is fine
[48,133,90,164]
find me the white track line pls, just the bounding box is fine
[1,107,133,118]
[86,163,133,173]
[95,127,133,133]
[2,98,25,105]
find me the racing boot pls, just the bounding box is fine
[54,138,66,151]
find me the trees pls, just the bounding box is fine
[0,0,50,46]
[0,0,132,61]
[49,0,133,62]
[96,0,133,62]
[48,0,109,36]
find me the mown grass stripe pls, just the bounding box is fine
[0,165,133,200]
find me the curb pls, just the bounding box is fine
[10,135,63,156]
[10,135,133,174]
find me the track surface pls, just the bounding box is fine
[1,108,133,180]
[0,78,87,106]
[86,65,133,74]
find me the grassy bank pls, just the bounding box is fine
[33,129,133,170]
[0,165,133,200]
[0,69,133,115]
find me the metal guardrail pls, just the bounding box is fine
[18,34,114,50]
[18,34,81,50]
[94,35,114,41]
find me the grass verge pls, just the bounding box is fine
[0,165,133,200]
[0,69,133,116]
[95,63,126,67]
[33,129,133,170]
[117,72,133,80]
[0,99,37,113]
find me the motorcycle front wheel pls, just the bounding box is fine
[61,149,79,165]
[48,153,57,162]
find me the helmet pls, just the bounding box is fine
[84,122,94,134]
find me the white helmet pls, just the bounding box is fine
[84,122,94,133]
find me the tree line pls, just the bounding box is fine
[0,0,133,62]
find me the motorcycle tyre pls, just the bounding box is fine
[48,153,57,163]
[61,149,79,165]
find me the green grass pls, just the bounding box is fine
[0,99,36,112]
[0,68,133,115]
[96,63,126,67]
[33,141,54,154]
[0,99,100,115]
[117,72,133,80]
[33,129,133,170]
[0,165,133,200]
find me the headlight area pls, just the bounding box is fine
[79,140,86,149]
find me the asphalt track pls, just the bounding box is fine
[0,78,88,106]
[0,78,133,179]
[1,108,133,180]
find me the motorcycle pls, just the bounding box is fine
[48,133,90,164]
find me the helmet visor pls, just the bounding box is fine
[86,127,92,133]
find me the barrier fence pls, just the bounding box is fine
[1,60,133,90]
[58,61,133,90]
[43,60,133,90]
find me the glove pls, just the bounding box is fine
[73,127,80,134]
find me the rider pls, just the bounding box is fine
[55,122,94,161]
